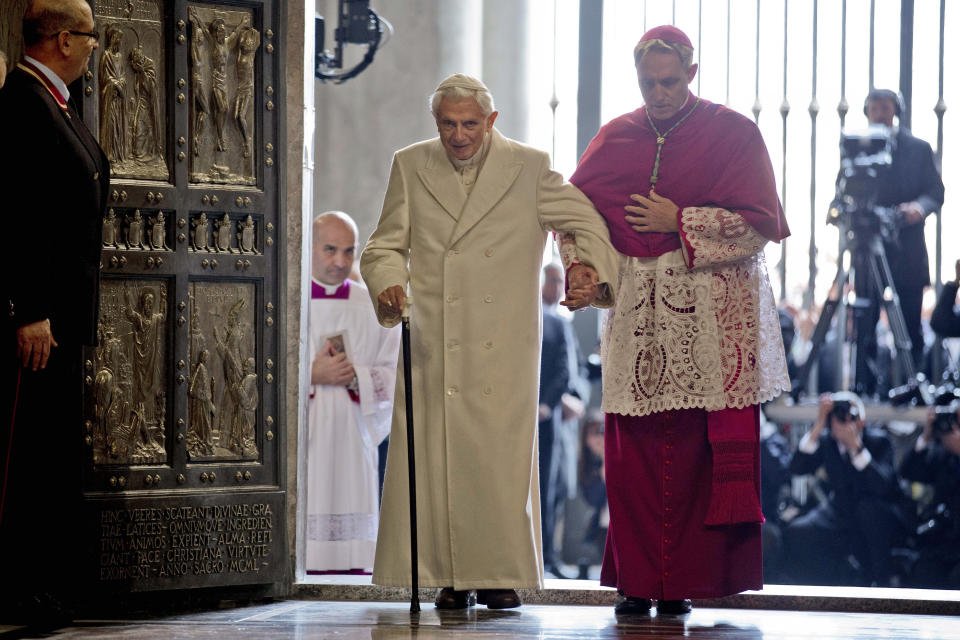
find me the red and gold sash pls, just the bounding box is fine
[17,60,69,113]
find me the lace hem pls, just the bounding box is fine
[307,513,378,542]
[601,386,789,417]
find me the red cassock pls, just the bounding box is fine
[571,95,790,600]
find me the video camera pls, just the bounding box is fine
[828,125,899,242]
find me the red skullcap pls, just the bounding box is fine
[639,25,692,48]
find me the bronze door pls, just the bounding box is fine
[82,0,286,592]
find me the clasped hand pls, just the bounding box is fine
[561,264,600,311]
[311,339,355,386]
[625,189,680,234]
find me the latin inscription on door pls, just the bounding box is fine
[92,492,283,589]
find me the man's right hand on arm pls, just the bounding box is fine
[377,285,406,321]
[17,319,57,371]
[311,340,355,386]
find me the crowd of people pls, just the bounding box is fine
[759,389,960,589]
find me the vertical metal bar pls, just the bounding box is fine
[726,0,731,106]
[778,0,790,301]
[672,0,676,25]
[900,0,914,129]
[869,0,876,89]
[838,0,849,129]
[935,0,946,287]
[576,0,604,160]
[550,0,558,165]
[806,0,820,308]
[643,0,647,32]
[933,0,947,379]
[697,0,702,96]
[752,0,761,124]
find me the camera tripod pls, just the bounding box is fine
[791,220,918,400]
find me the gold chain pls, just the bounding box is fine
[645,96,700,187]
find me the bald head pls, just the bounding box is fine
[23,0,97,84]
[24,0,89,46]
[312,211,358,286]
[542,262,565,307]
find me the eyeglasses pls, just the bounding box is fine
[48,29,100,42]
[67,30,100,42]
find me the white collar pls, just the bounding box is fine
[312,278,345,295]
[23,55,70,102]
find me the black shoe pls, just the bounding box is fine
[434,587,476,609]
[545,564,571,580]
[1,592,75,629]
[614,595,653,615]
[476,588,521,609]
[657,599,692,615]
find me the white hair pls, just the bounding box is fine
[429,85,495,118]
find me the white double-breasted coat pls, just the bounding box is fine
[360,129,618,589]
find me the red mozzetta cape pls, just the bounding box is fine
[571,95,789,256]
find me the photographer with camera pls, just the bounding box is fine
[782,392,907,586]
[899,403,960,588]
[855,89,945,374]
[931,258,960,338]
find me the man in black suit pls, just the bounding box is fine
[782,392,907,586]
[538,262,573,579]
[900,406,960,588]
[856,89,945,375]
[0,0,108,625]
[931,259,960,338]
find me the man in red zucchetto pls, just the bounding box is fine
[566,24,791,616]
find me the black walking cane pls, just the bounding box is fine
[401,296,420,613]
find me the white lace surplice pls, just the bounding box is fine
[600,207,790,417]
[306,281,400,571]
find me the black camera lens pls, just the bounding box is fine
[829,398,855,423]
[932,404,959,435]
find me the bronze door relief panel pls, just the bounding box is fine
[188,4,260,185]
[93,279,170,466]
[187,280,259,462]
[95,0,169,181]
[82,0,284,593]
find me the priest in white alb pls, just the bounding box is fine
[306,211,400,573]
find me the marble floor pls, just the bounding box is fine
[3,599,960,639]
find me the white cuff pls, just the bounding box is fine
[851,447,872,471]
[799,431,820,454]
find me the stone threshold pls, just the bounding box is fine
[294,576,960,616]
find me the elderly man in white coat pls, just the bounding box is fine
[360,74,619,610]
